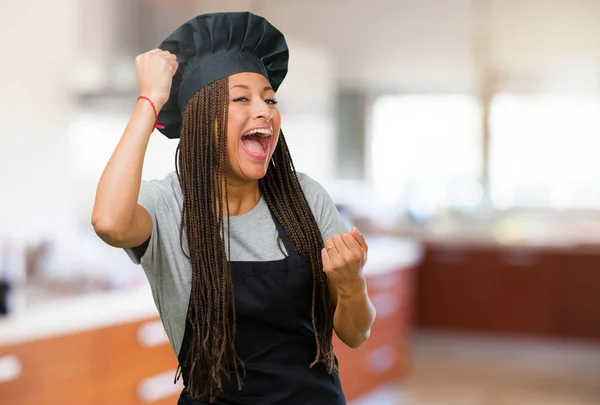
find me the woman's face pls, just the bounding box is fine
[225,72,281,182]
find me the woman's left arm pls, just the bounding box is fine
[322,227,376,348]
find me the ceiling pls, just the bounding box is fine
[77,0,600,98]
[197,0,600,94]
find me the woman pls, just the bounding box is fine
[92,12,376,405]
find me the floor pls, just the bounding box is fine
[352,332,600,405]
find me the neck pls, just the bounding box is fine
[222,178,261,217]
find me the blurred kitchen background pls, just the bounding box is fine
[1,0,600,404]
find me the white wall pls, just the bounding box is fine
[0,0,79,241]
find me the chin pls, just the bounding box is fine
[241,166,269,181]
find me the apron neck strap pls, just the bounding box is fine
[267,208,298,259]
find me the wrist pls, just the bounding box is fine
[138,94,166,112]
[337,277,367,299]
[137,95,166,130]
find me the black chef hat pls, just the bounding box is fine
[156,12,289,139]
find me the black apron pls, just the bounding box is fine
[177,210,346,405]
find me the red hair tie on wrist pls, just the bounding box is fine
[137,96,165,130]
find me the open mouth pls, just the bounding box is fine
[240,128,272,159]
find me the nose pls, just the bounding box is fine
[252,99,272,122]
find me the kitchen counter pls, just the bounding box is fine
[0,286,159,346]
[0,236,422,347]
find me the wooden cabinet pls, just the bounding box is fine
[416,248,494,331]
[0,331,96,405]
[553,253,600,339]
[415,243,600,340]
[0,318,181,405]
[335,266,414,401]
[93,318,181,405]
[487,249,556,335]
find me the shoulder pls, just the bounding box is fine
[142,171,180,195]
[139,172,181,207]
[125,172,181,265]
[296,172,329,202]
[295,172,349,239]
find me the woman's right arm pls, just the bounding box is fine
[91,49,178,248]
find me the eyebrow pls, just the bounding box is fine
[229,84,274,92]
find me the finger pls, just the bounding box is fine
[325,237,344,265]
[338,232,363,264]
[331,233,355,267]
[341,232,362,253]
[341,233,367,266]
[332,233,352,255]
[321,248,333,272]
[324,239,337,258]
[351,227,368,253]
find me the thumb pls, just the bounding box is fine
[351,227,368,252]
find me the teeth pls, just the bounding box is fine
[243,128,272,137]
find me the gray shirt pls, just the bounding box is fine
[125,171,348,356]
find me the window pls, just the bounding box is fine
[489,94,600,209]
[369,95,483,216]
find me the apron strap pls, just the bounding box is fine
[267,208,299,259]
[176,316,193,387]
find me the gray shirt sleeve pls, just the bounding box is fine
[296,172,349,241]
[124,173,181,273]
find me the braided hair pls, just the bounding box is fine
[175,76,335,402]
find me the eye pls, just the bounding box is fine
[265,98,278,105]
[233,96,248,102]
